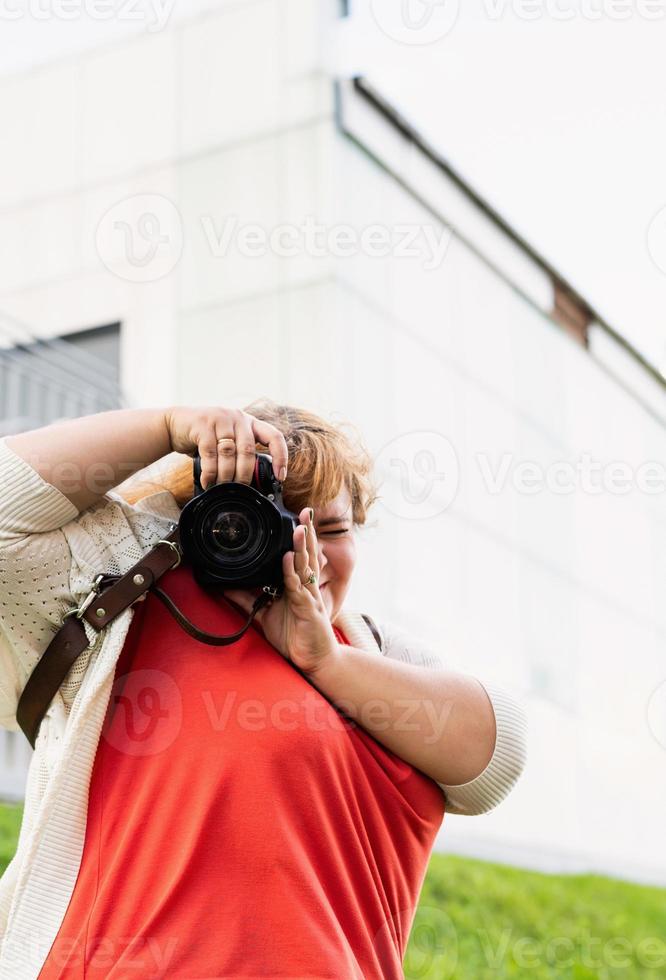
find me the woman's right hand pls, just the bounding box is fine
[164,406,289,490]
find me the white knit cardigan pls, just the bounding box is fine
[0,435,527,980]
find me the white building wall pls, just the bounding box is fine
[0,1,664,885]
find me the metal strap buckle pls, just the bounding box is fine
[262,584,281,601]
[156,539,182,569]
[63,573,105,622]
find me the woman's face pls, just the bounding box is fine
[310,484,357,624]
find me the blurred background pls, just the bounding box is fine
[1,0,666,973]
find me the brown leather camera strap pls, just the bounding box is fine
[16,521,383,750]
[360,613,382,651]
[15,525,273,749]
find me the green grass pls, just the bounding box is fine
[0,802,22,874]
[408,853,666,979]
[1,804,664,978]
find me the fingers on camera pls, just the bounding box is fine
[197,437,223,491]
[233,423,259,485]
[249,416,289,483]
[200,414,289,488]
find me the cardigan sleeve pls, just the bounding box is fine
[0,436,178,733]
[375,618,527,816]
[0,435,80,543]
[0,436,83,730]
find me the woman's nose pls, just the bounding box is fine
[317,540,329,574]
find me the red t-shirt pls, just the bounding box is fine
[38,564,445,979]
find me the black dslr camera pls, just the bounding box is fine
[178,452,299,593]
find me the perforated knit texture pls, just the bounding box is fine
[0,494,180,729]
[0,436,527,979]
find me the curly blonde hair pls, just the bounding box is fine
[115,398,380,527]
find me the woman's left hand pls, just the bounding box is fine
[223,507,339,675]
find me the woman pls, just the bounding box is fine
[0,401,526,979]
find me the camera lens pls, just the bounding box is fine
[178,469,298,589]
[199,498,268,570]
[211,510,252,554]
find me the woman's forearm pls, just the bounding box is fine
[308,645,497,786]
[4,408,171,513]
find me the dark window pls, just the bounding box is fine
[0,322,122,436]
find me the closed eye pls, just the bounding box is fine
[320,529,349,536]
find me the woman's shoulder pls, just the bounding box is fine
[105,487,182,524]
[337,612,445,669]
[68,488,181,567]
[371,617,445,668]
[334,609,383,654]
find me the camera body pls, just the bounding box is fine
[178,452,299,591]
